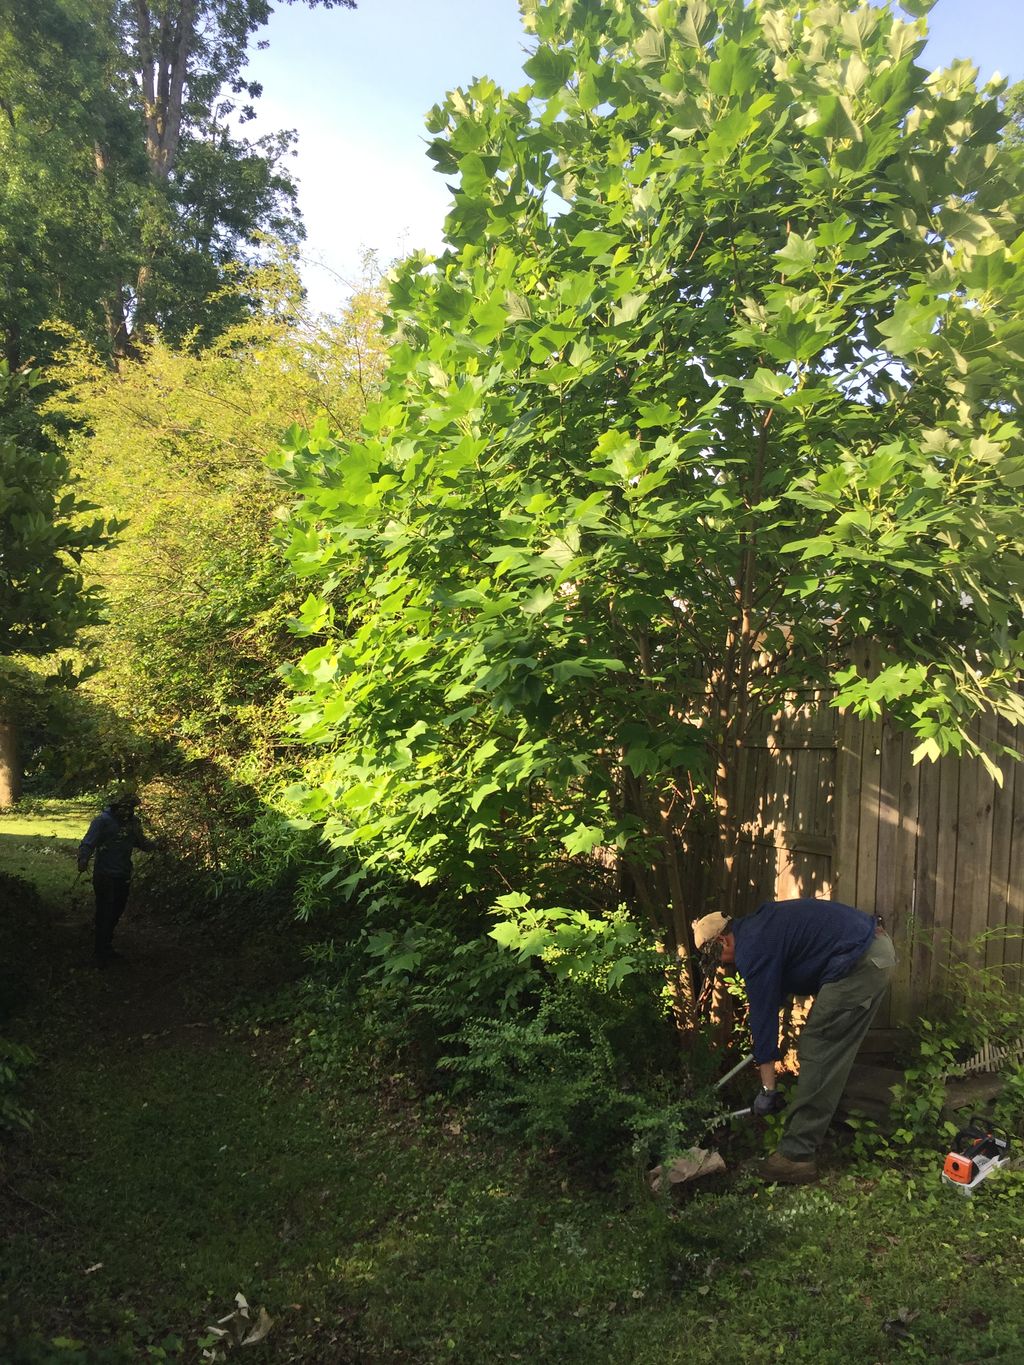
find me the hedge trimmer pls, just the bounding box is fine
[714,1050,758,1120]
[649,1052,778,1193]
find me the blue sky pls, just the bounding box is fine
[243,1,1024,314]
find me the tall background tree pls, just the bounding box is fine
[276,0,1024,998]
[0,0,355,364]
[0,0,358,808]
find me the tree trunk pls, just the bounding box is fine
[136,0,197,182]
[0,722,22,808]
[711,409,773,912]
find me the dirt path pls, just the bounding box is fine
[1,825,302,1045]
[0,832,332,1361]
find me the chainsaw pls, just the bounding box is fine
[941,1115,1011,1196]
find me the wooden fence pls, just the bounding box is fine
[722,682,1024,1026]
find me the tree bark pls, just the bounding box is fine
[713,408,772,910]
[136,0,197,182]
[93,141,136,361]
[0,722,22,808]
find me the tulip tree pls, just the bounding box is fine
[276,0,1024,982]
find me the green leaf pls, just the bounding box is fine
[708,39,760,99]
[802,95,861,141]
[523,45,574,98]
[877,297,938,356]
[470,781,500,811]
[505,291,532,322]
[494,891,530,911]
[741,369,790,404]
[815,217,855,249]
[562,824,605,856]
[571,229,620,258]
[624,746,658,775]
[635,26,666,67]
[606,959,637,989]
[489,922,521,948]
[677,0,714,49]
[774,232,818,277]
[612,293,645,325]
[911,737,942,765]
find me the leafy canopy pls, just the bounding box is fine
[0,0,355,363]
[0,364,117,659]
[276,0,1024,932]
[55,250,386,776]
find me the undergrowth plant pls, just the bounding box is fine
[876,936,1024,1155]
[0,1036,36,1131]
[361,921,540,1054]
[440,983,656,1163]
[886,1017,961,1151]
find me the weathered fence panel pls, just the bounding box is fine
[838,715,1023,1022]
[724,688,836,912]
[724,686,1024,1025]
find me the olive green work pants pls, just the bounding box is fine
[777,932,897,1160]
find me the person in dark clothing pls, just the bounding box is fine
[693,899,896,1184]
[77,792,156,966]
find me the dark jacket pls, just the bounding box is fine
[78,807,155,879]
[733,899,876,1063]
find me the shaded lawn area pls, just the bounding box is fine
[0,798,94,906]
[2,802,1023,1364]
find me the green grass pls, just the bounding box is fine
[3,802,1024,1364]
[5,1020,1023,1365]
[0,797,94,906]
[0,798,96,839]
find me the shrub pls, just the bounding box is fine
[438,978,699,1167]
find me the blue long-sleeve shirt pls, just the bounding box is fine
[732,899,876,1063]
[77,808,154,878]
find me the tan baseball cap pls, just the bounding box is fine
[691,911,731,950]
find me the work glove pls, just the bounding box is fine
[752,1087,786,1117]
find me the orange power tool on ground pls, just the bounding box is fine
[941,1116,1011,1196]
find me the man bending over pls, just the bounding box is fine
[693,898,896,1184]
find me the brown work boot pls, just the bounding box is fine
[757,1151,819,1185]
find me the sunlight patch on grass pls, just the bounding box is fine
[0,799,96,906]
[0,797,95,841]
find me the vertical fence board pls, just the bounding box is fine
[986,718,1016,975]
[718,679,1022,1023]
[890,730,920,1023]
[1007,737,1024,989]
[856,716,884,916]
[872,719,903,1027]
[954,726,995,967]
[930,747,962,1006]
[815,748,836,846]
[834,709,863,906]
[793,744,816,842]
[874,719,901,918]
[912,750,942,1014]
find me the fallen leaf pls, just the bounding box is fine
[241,1307,273,1347]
